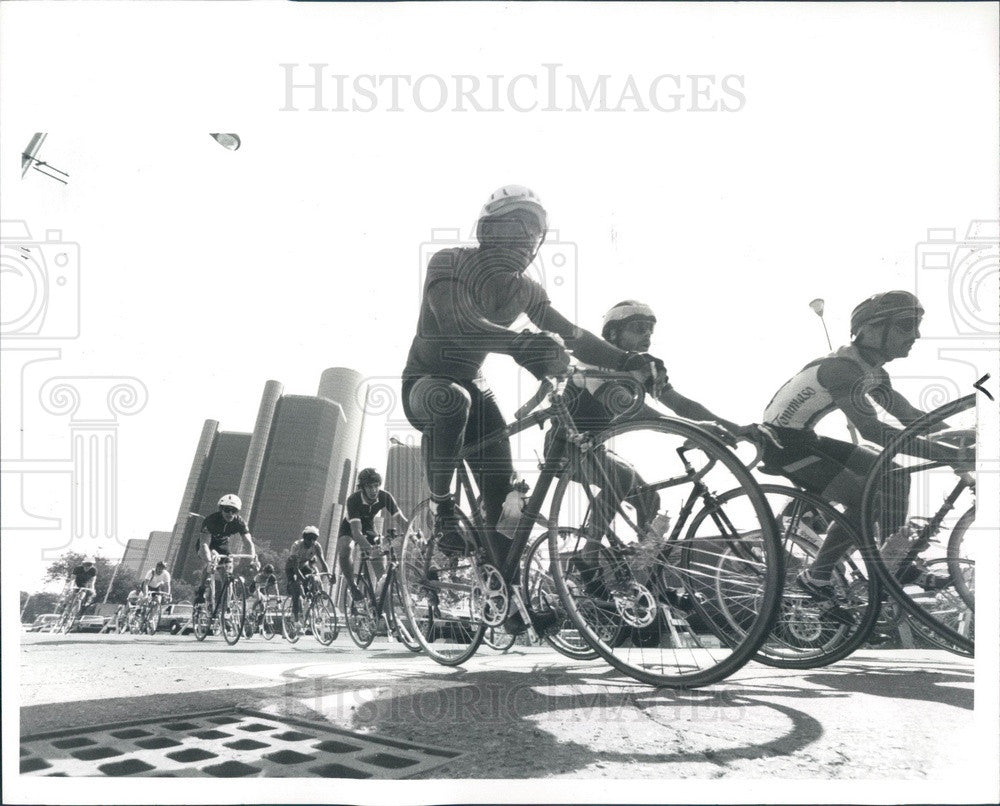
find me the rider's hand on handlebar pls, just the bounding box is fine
[511,330,571,380]
[622,352,669,397]
[691,421,740,448]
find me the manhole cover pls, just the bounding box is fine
[20,707,461,778]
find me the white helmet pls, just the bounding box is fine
[302,525,320,538]
[479,185,547,230]
[82,555,95,564]
[218,494,242,511]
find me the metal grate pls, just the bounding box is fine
[20,707,461,778]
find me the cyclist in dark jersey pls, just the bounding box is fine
[758,291,971,601]
[67,557,98,608]
[402,186,667,568]
[194,493,256,605]
[336,467,407,599]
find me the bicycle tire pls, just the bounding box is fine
[146,601,162,635]
[262,588,280,640]
[522,530,601,661]
[220,580,243,646]
[859,394,976,654]
[483,626,517,652]
[399,500,486,666]
[947,506,976,612]
[698,485,882,670]
[346,575,377,649]
[60,593,82,634]
[387,576,423,653]
[548,417,783,688]
[281,597,302,643]
[115,606,129,635]
[192,603,210,641]
[310,592,339,646]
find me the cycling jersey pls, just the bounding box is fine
[564,360,674,432]
[762,345,890,431]
[287,538,324,566]
[144,568,171,589]
[338,490,400,538]
[403,247,551,382]
[71,565,97,589]
[200,511,249,554]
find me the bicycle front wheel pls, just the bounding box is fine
[145,601,162,635]
[310,592,339,646]
[399,500,486,666]
[548,418,783,688]
[859,394,976,654]
[346,576,377,649]
[192,604,210,641]
[387,576,424,654]
[220,581,244,646]
[281,597,301,643]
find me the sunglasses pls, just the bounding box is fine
[220,506,238,515]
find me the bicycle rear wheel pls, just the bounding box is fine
[548,418,783,688]
[399,500,486,666]
[346,576,377,648]
[115,606,129,635]
[947,507,976,611]
[710,485,881,669]
[192,603,211,641]
[859,395,976,654]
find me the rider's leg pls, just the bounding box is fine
[404,376,472,506]
[336,534,363,600]
[284,561,303,619]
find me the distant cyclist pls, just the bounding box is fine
[66,556,98,609]
[286,526,330,621]
[141,561,172,602]
[336,468,407,599]
[194,494,257,606]
[401,186,666,566]
[758,290,971,602]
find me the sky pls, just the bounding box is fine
[1,2,997,597]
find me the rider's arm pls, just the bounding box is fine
[657,388,747,437]
[531,304,631,370]
[348,519,372,550]
[311,544,331,575]
[821,359,962,463]
[164,572,172,598]
[242,531,257,557]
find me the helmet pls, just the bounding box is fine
[82,555,95,564]
[478,185,547,230]
[155,560,166,569]
[358,467,382,486]
[850,291,924,337]
[263,563,274,574]
[302,525,320,540]
[601,300,657,341]
[218,494,242,511]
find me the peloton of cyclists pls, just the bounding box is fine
[757,290,972,604]
[336,467,408,600]
[400,185,665,634]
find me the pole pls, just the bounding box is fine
[102,561,121,604]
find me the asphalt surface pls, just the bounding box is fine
[17,631,980,786]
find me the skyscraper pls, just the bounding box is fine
[384,438,430,519]
[120,538,148,579]
[317,367,366,545]
[247,395,346,559]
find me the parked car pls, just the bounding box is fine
[25,614,60,632]
[74,614,110,633]
[161,602,194,635]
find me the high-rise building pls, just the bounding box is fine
[166,424,252,581]
[384,438,429,519]
[119,538,148,579]
[143,530,172,572]
[317,368,365,547]
[248,395,346,559]
[238,380,283,518]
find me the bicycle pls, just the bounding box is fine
[282,570,339,646]
[114,600,138,635]
[344,531,424,652]
[192,553,254,645]
[398,370,783,688]
[56,587,91,634]
[131,591,170,635]
[244,574,282,640]
[860,394,977,654]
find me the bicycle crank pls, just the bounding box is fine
[470,563,508,627]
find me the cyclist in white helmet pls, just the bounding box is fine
[401,186,667,636]
[194,494,257,606]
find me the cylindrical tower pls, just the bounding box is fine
[166,419,218,570]
[317,367,366,541]
[239,380,283,521]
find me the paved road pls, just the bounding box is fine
[17,632,980,786]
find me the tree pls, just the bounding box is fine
[20,591,61,623]
[45,551,139,604]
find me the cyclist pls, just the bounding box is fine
[401,186,666,567]
[336,468,407,600]
[248,562,277,602]
[757,290,970,603]
[141,561,172,603]
[194,494,257,606]
[286,526,330,621]
[65,556,98,610]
